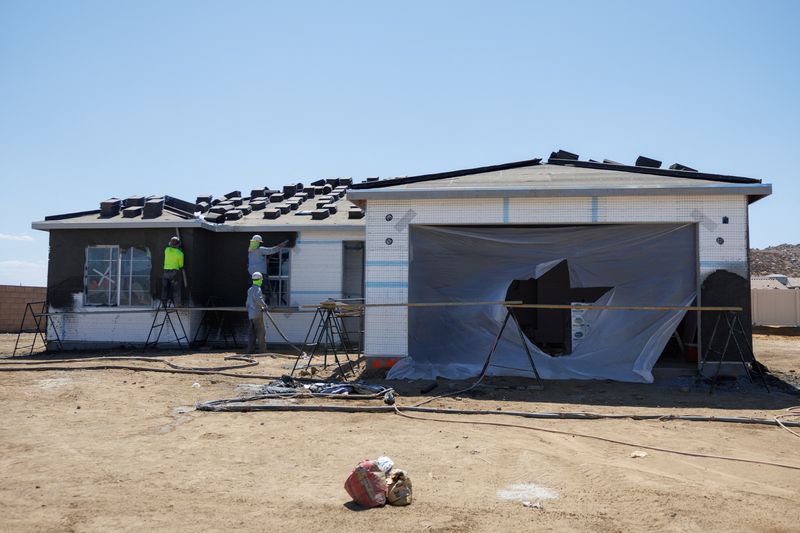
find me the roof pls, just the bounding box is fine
[348,154,771,203]
[32,183,365,232]
[32,150,773,231]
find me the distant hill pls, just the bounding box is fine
[750,244,800,276]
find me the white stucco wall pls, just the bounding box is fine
[363,195,749,358]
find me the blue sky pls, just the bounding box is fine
[1,0,797,285]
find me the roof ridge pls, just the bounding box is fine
[350,158,543,190]
[547,158,761,185]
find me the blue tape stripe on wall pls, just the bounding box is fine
[365,281,408,288]
[366,260,408,267]
[291,290,343,294]
[502,197,509,223]
[699,260,746,269]
[591,196,599,222]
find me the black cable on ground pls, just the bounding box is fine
[0,356,353,384]
[263,310,308,356]
[194,401,800,427]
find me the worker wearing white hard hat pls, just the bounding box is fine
[247,234,290,277]
[247,234,292,304]
[246,272,268,353]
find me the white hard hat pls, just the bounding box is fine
[251,235,263,242]
[251,272,263,280]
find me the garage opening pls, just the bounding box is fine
[391,223,697,382]
[505,259,613,356]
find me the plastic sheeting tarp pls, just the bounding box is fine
[387,224,697,383]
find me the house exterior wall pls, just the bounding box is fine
[290,229,364,307]
[44,227,365,348]
[363,194,749,359]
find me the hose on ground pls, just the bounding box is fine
[263,310,308,357]
[194,401,800,471]
[0,363,282,379]
[390,404,800,471]
[0,355,345,383]
[198,388,394,406]
[0,355,257,372]
[775,406,800,439]
[195,401,800,427]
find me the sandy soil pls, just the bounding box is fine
[0,334,798,532]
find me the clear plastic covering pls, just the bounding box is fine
[387,224,696,383]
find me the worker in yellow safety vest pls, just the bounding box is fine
[162,236,184,305]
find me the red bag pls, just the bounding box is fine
[344,460,388,508]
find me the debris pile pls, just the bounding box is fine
[750,244,800,276]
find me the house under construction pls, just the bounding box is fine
[32,150,772,382]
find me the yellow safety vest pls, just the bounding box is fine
[164,247,184,270]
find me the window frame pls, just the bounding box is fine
[119,246,153,307]
[84,245,120,307]
[266,248,291,307]
[84,245,152,307]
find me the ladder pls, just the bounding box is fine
[144,299,189,350]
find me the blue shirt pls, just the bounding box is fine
[246,284,267,319]
[247,245,283,276]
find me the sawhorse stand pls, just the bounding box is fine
[478,308,543,389]
[699,310,769,392]
[145,299,189,350]
[292,301,356,380]
[12,301,63,356]
[191,299,238,348]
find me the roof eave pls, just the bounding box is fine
[747,183,772,204]
[31,219,203,231]
[348,184,774,201]
[31,218,366,232]
[204,222,365,232]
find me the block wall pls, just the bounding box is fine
[364,195,749,358]
[0,285,47,333]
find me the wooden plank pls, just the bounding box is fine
[303,301,742,312]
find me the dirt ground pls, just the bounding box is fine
[1,334,798,532]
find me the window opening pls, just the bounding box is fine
[84,245,151,306]
[266,249,290,306]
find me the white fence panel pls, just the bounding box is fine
[751,289,800,327]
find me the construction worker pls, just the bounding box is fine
[162,236,184,306]
[247,234,290,300]
[246,272,268,354]
[248,235,290,276]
